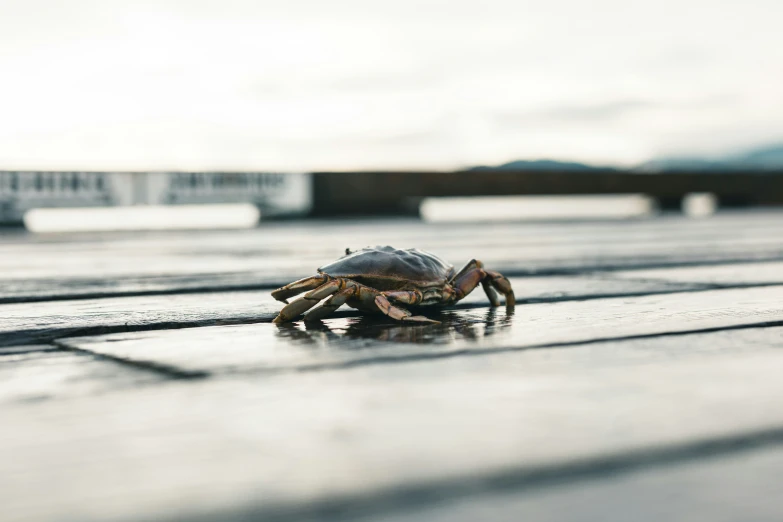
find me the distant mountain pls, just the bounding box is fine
[736,144,783,168]
[636,157,732,172]
[639,143,783,172]
[471,144,783,173]
[469,159,608,171]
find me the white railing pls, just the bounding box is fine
[0,172,312,223]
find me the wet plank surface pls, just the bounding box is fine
[3,210,783,522]
[0,275,697,347]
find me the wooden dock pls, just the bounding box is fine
[3,210,783,521]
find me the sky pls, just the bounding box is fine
[1,0,782,171]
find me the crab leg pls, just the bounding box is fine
[450,259,515,309]
[484,269,515,308]
[481,280,501,307]
[272,280,341,323]
[304,285,357,322]
[374,294,439,324]
[271,274,328,303]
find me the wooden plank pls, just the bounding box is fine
[0,270,294,303]
[3,210,782,262]
[609,261,783,286]
[4,215,783,264]
[3,326,783,521]
[0,275,695,347]
[0,290,276,347]
[0,349,164,404]
[3,210,782,254]
[59,286,783,376]
[370,446,783,522]
[4,217,783,301]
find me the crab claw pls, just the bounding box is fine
[450,260,515,309]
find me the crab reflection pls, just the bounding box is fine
[275,307,514,346]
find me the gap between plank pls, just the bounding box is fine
[51,339,208,380]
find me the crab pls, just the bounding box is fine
[271,246,515,324]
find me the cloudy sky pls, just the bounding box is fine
[1,0,782,170]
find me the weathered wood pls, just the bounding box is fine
[0,276,695,347]
[59,286,783,376]
[3,326,783,521]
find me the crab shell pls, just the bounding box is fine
[318,246,455,296]
[271,246,515,323]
